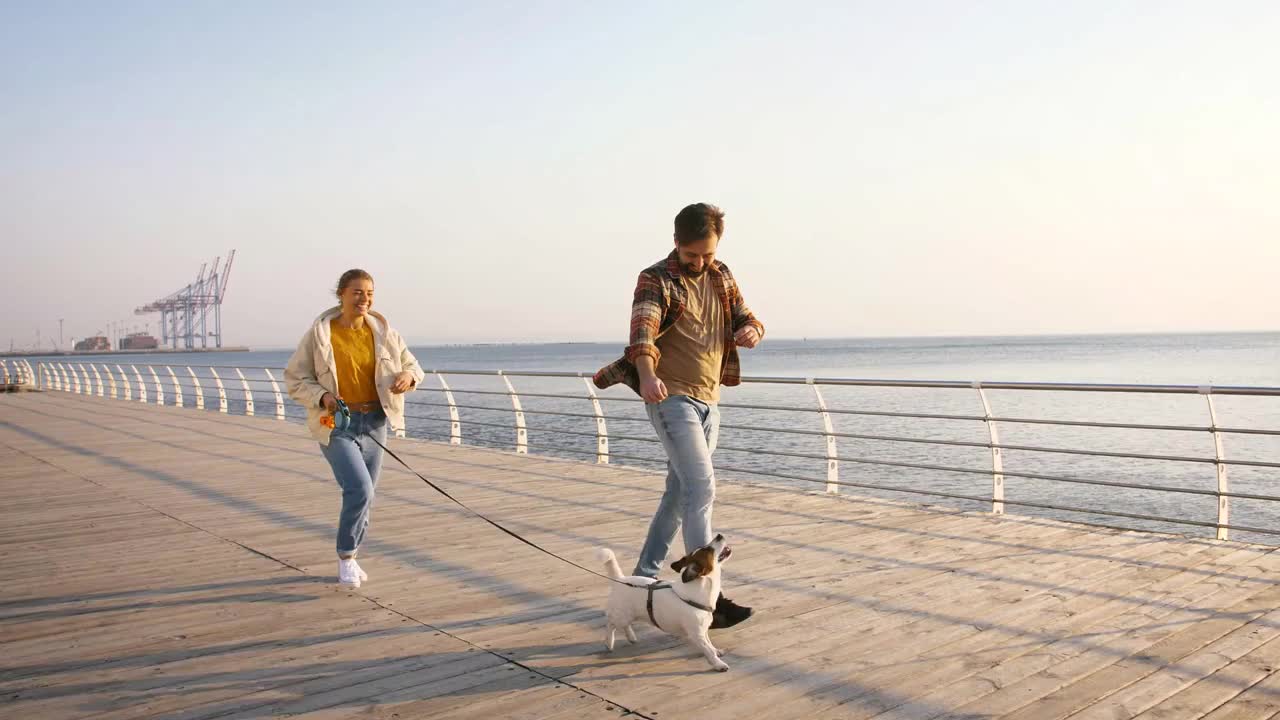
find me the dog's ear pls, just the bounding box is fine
[680,563,702,583]
[672,554,700,582]
[677,550,712,583]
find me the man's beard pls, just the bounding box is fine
[681,263,709,277]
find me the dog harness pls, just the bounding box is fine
[642,581,714,630]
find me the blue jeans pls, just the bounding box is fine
[634,395,721,578]
[320,409,387,559]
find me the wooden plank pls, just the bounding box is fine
[849,537,1237,719]
[650,532,1199,720]
[946,547,1280,719]
[1196,669,1280,720]
[1066,604,1280,719]
[1131,634,1280,720]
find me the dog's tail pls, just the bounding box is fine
[595,548,624,580]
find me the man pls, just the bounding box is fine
[594,202,764,629]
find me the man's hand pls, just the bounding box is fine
[735,325,761,349]
[389,371,415,394]
[640,375,669,404]
[320,392,341,413]
[635,354,667,403]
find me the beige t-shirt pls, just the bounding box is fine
[655,271,725,403]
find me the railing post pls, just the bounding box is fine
[499,371,528,454]
[810,380,839,493]
[1203,388,1230,541]
[235,368,254,416]
[1,360,9,385]
[210,368,228,413]
[58,363,70,392]
[975,383,1005,515]
[187,367,205,410]
[70,364,82,394]
[147,366,164,406]
[88,364,103,397]
[264,369,285,420]
[104,364,118,399]
[61,363,73,392]
[22,360,33,384]
[436,373,462,445]
[167,367,183,407]
[582,376,609,464]
[131,365,147,403]
[117,365,131,401]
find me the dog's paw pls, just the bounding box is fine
[712,661,730,672]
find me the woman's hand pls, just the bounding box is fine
[320,392,341,413]
[390,371,415,394]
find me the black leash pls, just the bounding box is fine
[370,434,621,583]
[368,435,717,620]
[368,430,721,622]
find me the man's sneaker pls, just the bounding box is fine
[351,559,369,582]
[710,593,754,629]
[338,558,362,588]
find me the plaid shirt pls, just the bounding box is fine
[594,250,764,394]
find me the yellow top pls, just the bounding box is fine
[329,319,379,405]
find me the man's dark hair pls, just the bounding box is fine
[674,203,725,245]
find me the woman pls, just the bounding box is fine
[285,268,424,588]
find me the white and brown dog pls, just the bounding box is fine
[596,534,732,672]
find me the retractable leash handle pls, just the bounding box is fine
[333,398,352,432]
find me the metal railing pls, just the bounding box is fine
[33,361,1280,542]
[1,358,36,387]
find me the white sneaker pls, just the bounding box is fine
[338,558,362,588]
[351,559,369,582]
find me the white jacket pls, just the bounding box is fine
[284,306,426,445]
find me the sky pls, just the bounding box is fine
[2,1,1277,350]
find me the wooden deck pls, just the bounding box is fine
[4,392,1280,719]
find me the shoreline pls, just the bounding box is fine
[1,346,251,359]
